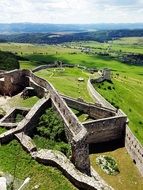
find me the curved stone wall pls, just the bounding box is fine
[87,78,116,111]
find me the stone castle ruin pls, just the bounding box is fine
[0,67,142,190]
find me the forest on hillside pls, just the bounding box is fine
[0,51,19,70]
[0,29,143,44]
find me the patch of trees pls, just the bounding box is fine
[120,53,143,65]
[0,51,20,70]
[35,108,71,157]
[0,29,143,44]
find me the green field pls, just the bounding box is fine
[0,140,76,190]
[0,42,141,71]
[36,67,94,102]
[72,37,143,54]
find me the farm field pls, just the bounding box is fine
[72,37,143,54]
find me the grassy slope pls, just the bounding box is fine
[93,72,143,144]
[0,140,76,190]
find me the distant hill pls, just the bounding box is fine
[0,29,143,44]
[0,51,19,70]
[0,23,143,33]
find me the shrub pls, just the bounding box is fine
[134,129,138,134]
[55,143,71,157]
[108,86,112,90]
[96,155,119,175]
[37,108,66,142]
[129,108,132,112]
[35,108,71,157]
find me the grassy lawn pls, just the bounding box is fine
[0,95,39,114]
[0,140,76,190]
[90,147,143,190]
[71,108,93,123]
[8,95,39,108]
[36,67,94,102]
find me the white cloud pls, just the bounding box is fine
[0,0,142,23]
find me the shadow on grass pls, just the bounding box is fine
[24,54,58,63]
[89,138,125,154]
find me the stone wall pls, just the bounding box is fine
[125,126,143,176]
[32,63,57,72]
[0,108,29,123]
[83,115,127,144]
[32,149,112,190]
[0,97,51,144]
[29,77,47,98]
[87,78,116,111]
[0,69,30,95]
[0,78,4,94]
[89,72,143,176]
[30,73,84,137]
[14,132,112,190]
[96,68,111,82]
[1,68,142,180]
[62,95,116,119]
[32,63,75,73]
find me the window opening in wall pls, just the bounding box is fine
[133,159,136,164]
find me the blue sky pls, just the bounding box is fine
[0,0,142,23]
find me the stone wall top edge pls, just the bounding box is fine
[82,115,127,125]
